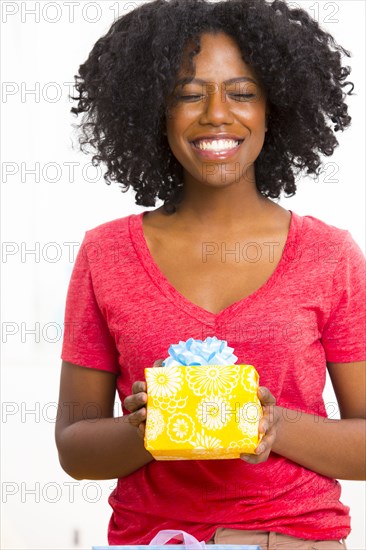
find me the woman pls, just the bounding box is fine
[55,0,365,548]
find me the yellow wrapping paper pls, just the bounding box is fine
[144,364,263,460]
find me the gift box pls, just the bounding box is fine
[92,528,262,549]
[93,546,262,549]
[144,339,263,460]
[93,544,262,549]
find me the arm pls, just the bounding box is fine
[272,360,366,480]
[244,361,366,480]
[55,361,154,480]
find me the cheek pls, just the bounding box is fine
[233,97,267,123]
[166,115,181,146]
[165,114,191,159]
[237,107,267,128]
[166,102,200,132]
[166,108,189,133]
[165,128,186,165]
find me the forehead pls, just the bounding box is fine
[178,32,259,83]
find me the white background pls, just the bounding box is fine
[1,0,365,549]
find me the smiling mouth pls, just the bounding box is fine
[192,138,244,152]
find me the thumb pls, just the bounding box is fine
[153,359,165,368]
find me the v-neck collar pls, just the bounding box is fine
[128,209,301,326]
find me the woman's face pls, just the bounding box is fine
[165,32,268,190]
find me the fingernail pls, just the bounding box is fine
[256,445,265,454]
[241,455,252,461]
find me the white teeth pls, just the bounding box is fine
[195,139,240,151]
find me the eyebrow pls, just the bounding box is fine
[175,76,258,86]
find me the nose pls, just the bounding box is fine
[199,83,234,125]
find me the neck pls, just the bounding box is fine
[170,178,273,232]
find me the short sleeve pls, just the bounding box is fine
[321,231,366,362]
[61,231,119,374]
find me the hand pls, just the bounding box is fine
[123,359,164,438]
[240,386,280,464]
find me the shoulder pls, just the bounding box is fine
[84,214,133,243]
[295,212,348,242]
[292,211,364,263]
[75,214,139,267]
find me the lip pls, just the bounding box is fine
[190,137,244,160]
[191,133,244,142]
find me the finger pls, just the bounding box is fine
[241,443,271,463]
[153,359,164,368]
[127,407,147,427]
[259,415,269,435]
[258,386,276,406]
[240,453,261,463]
[124,392,147,413]
[132,380,147,394]
[130,417,146,439]
[138,422,146,438]
[256,424,277,454]
[255,440,267,456]
[242,418,278,463]
[259,407,276,436]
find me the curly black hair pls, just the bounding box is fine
[70,0,354,214]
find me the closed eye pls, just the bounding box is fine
[230,94,256,101]
[175,93,256,102]
[175,95,203,101]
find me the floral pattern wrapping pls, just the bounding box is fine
[144,364,263,460]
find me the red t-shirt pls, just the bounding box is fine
[61,209,366,544]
